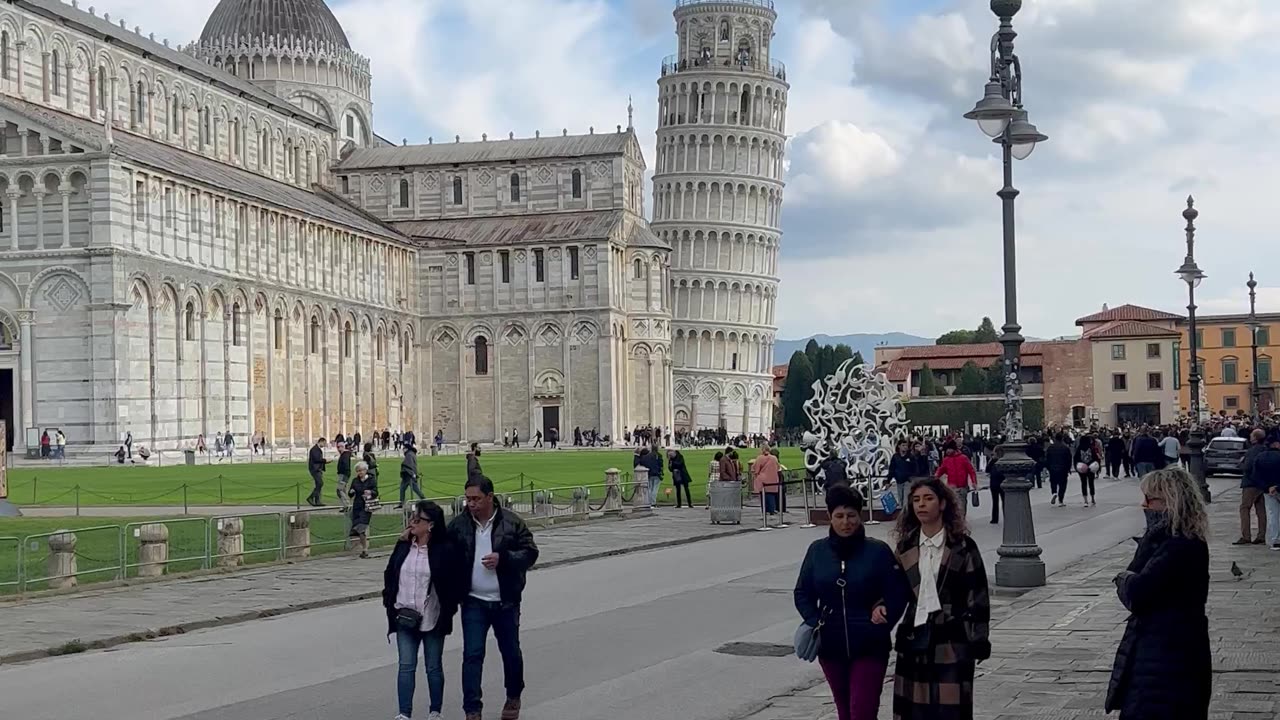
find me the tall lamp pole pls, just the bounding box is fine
[1177,197,1210,502]
[1248,273,1261,423]
[963,0,1048,588]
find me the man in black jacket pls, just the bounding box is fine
[1044,433,1074,506]
[449,475,539,720]
[306,438,328,507]
[1130,428,1162,476]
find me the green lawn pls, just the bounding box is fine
[4,447,805,508]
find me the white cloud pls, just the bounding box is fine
[787,120,900,197]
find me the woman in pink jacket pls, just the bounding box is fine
[754,446,783,516]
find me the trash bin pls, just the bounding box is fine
[708,480,743,525]
[430,445,438,457]
[184,449,196,466]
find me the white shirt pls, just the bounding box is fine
[1221,426,1238,438]
[914,529,946,627]
[1159,436,1180,459]
[394,541,441,631]
[469,514,502,602]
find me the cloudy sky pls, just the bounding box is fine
[113,0,1280,340]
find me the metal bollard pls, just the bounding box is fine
[800,476,816,529]
[864,478,881,526]
[756,488,772,531]
[775,482,790,529]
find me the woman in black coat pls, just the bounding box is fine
[1106,467,1211,720]
[795,485,910,720]
[383,500,460,720]
[348,461,378,559]
[668,448,694,508]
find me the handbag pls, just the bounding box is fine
[793,619,822,662]
[395,607,423,630]
[971,490,980,508]
[880,489,899,515]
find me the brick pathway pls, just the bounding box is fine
[0,509,750,665]
[738,485,1280,720]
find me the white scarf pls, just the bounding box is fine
[914,529,946,627]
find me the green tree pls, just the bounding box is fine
[782,351,816,429]
[936,329,977,345]
[804,338,821,368]
[817,344,838,380]
[984,360,1006,394]
[954,361,987,395]
[974,317,999,343]
[918,362,943,397]
[833,343,854,369]
[851,351,865,367]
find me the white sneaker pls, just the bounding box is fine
[427,713,443,720]
[394,715,411,720]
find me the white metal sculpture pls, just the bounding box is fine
[802,360,909,502]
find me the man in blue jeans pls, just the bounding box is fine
[448,475,539,720]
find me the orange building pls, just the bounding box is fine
[1175,313,1280,417]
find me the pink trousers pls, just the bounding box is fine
[819,655,889,720]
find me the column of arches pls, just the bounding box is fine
[657,79,788,133]
[671,279,776,326]
[670,328,773,374]
[655,133,785,180]
[652,180,783,229]
[666,229,779,275]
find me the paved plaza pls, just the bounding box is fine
[736,484,1280,720]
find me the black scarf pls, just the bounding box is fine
[828,525,867,560]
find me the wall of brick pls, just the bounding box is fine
[1041,340,1094,426]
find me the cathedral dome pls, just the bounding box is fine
[200,0,351,50]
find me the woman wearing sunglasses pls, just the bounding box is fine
[383,501,461,720]
[1106,467,1211,720]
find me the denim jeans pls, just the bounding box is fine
[462,599,524,714]
[396,626,446,716]
[1135,462,1155,478]
[648,476,661,505]
[1265,494,1280,546]
[400,476,425,505]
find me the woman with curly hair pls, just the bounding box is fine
[1105,467,1211,720]
[891,477,990,720]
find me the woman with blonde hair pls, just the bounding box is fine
[1105,467,1211,720]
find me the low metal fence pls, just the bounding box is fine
[20,525,124,592]
[123,518,210,577]
[210,511,284,565]
[0,536,19,593]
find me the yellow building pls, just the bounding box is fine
[1175,313,1280,417]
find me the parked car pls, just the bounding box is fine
[1204,436,1247,476]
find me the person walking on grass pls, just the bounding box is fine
[385,500,460,720]
[363,441,380,487]
[1105,467,1211,720]
[794,485,909,720]
[892,477,991,720]
[336,443,354,511]
[668,448,694,508]
[348,461,378,559]
[449,476,540,720]
[399,445,425,509]
[467,442,484,482]
[306,437,328,507]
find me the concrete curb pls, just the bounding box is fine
[0,524,756,666]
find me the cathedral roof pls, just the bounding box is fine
[0,96,402,243]
[337,132,636,170]
[200,0,351,50]
[392,210,627,247]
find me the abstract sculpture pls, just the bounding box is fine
[801,360,909,503]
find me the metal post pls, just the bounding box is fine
[1249,273,1261,422]
[864,479,881,526]
[1181,198,1210,502]
[183,484,189,515]
[775,481,789,529]
[800,473,816,529]
[756,489,772,531]
[75,484,80,516]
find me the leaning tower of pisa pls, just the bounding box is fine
[652,0,788,435]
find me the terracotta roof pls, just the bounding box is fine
[772,364,788,379]
[882,342,1048,360]
[1083,320,1181,340]
[1075,304,1182,325]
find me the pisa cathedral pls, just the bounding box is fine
[0,0,785,454]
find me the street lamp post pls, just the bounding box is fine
[963,0,1048,588]
[1248,273,1262,423]
[1177,197,1210,503]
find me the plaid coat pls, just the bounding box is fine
[892,530,991,720]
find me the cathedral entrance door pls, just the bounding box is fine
[0,369,11,452]
[541,406,560,443]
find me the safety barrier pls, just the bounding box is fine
[123,518,210,578]
[20,525,124,592]
[0,536,19,592]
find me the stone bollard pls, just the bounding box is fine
[216,517,244,568]
[286,512,311,560]
[631,465,651,515]
[533,490,551,518]
[603,468,622,516]
[136,523,170,578]
[46,531,78,590]
[572,487,589,518]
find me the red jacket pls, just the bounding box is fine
[935,452,977,489]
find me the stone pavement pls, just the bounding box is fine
[737,485,1280,720]
[0,508,750,665]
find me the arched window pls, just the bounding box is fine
[343,322,353,359]
[51,50,60,95]
[510,173,521,202]
[399,178,410,208]
[403,335,411,362]
[273,309,284,351]
[571,169,582,199]
[309,317,321,354]
[184,302,196,341]
[171,96,180,134]
[97,67,107,116]
[231,303,244,346]
[474,336,489,375]
[202,109,212,148]
[452,176,463,205]
[633,258,643,280]
[232,118,241,157]
[1,32,9,80]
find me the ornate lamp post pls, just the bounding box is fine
[963,0,1047,588]
[1176,197,1210,502]
[1248,273,1262,423]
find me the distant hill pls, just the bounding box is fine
[773,333,934,366]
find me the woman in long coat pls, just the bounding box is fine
[1105,467,1211,720]
[891,477,991,720]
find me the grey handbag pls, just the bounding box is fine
[794,619,822,662]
